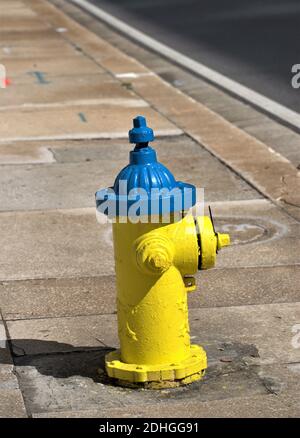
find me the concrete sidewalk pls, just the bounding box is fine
[0,0,299,418]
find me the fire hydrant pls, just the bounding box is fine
[96,116,230,387]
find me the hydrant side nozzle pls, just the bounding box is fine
[217,232,230,250]
[196,216,230,270]
[195,216,216,270]
[134,234,175,275]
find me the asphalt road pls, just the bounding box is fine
[88,0,300,113]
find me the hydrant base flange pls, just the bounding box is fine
[113,372,205,390]
[105,344,207,385]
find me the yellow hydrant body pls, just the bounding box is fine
[96,116,229,387]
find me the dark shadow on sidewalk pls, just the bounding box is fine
[0,338,260,385]
[0,339,115,384]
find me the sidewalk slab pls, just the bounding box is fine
[1,42,80,59]
[0,136,259,210]
[1,8,37,19]
[0,200,298,281]
[33,364,300,418]
[0,74,144,108]
[0,1,27,10]
[191,264,300,308]
[13,348,267,415]
[43,135,258,201]
[205,200,300,269]
[0,275,116,320]
[0,368,20,391]
[0,390,27,418]
[0,16,51,32]
[0,208,114,281]
[0,315,27,418]
[238,118,300,168]
[0,29,64,46]
[189,303,300,365]
[0,142,55,164]
[0,105,179,142]
[4,56,103,83]
[1,264,299,321]
[7,302,300,365]
[0,318,13,370]
[32,392,300,417]
[28,0,150,75]
[14,350,300,417]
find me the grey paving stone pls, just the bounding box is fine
[0,200,298,282]
[15,348,299,417]
[189,303,300,365]
[236,119,300,167]
[1,4,37,18]
[8,313,117,356]
[0,136,259,210]
[0,265,299,321]
[191,264,300,308]
[33,380,300,418]
[0,28,65,46]
[32,390,300,418]
[0,368,20,391]
[0,319,13,370]
[0,389,27,418]
[7,302,300,365]
[0,208,115,281]
[0,316,26,417]
[14,348,266,415]
[1,42,78,59]
[0,73,142,107]
[4,55,103,84]
[204,200,300,269]
[0,275,116,320]
[0,141,55,164]
[0,15,49,32]
[0,105,179,142]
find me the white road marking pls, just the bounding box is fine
[70,0,300,130]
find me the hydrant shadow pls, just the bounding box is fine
[1,339,260,390]
[1,339,115,385]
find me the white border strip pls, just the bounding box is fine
[0,64,6,88]
[0,98,149,111]
[70,0,300,130]
[0,128,182,143]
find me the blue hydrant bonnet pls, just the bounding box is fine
[95,116,196,216]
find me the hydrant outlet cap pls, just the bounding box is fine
[129,115,154,144]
